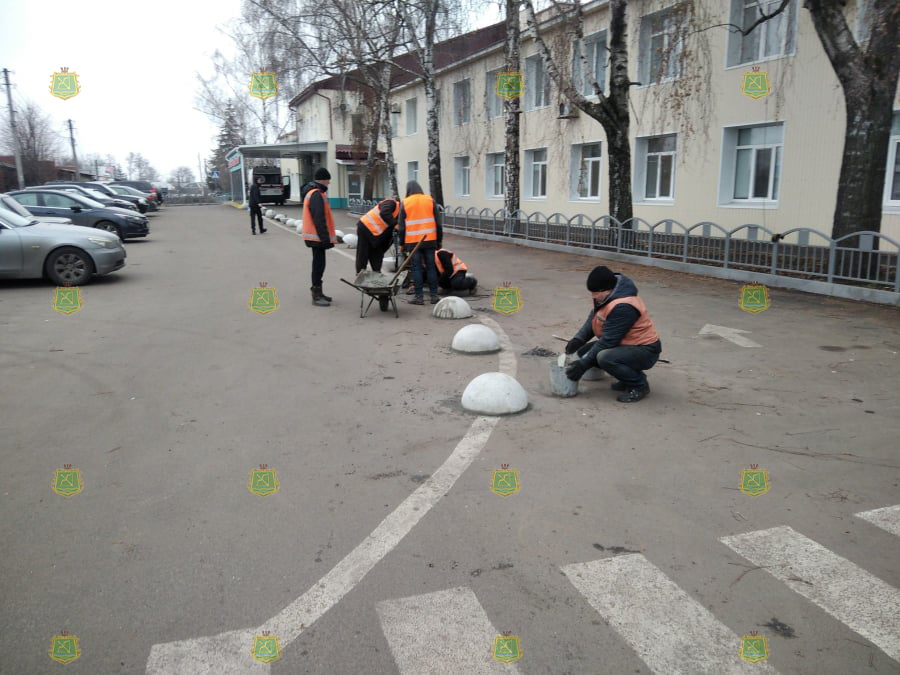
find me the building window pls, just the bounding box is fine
[571,143,602,199]
[453,79,471,126]
[348,172,362,200]
[727,0,798,66]
[643,135,676,199]
[525,55,550,110]
[720,124,784,203]
[486,152,505,198]
[486,69,503,119]
[639,7,685,85]
[884,113,900,206]
[574,31,607,96]
[406,98,417,135]
[455,156,471,197]
[525,148,548,198]
[390,107,399,137]
[408,161,419,184]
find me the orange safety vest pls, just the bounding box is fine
[403,194,437,244]
[592,296,659,345]
[434,250,467,276]
[301,187,336,244]
[360,200,399,237]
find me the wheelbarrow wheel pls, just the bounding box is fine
[379,296,390,312]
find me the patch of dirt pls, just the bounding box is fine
[523,346,557,357]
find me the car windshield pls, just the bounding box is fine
[0,204,36,228]
[0,194,37,220]
[54,192,105,209]
[85,188,111,200]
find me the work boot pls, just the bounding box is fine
[468,277,478,295]
[616,385,650,403]
[311,286,330,307]
[410,295,425,305]
[260,227,267,233]
[320,288,333,302]
[252,229,256,235]
[430,294,440,304]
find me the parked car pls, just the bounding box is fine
[111,180,159,203]
[9,189,149,240]
[32,184,137,212]
[0,193,73,225]
[43,181,147,213]
[0,206,126,285]
[107,184,156,212]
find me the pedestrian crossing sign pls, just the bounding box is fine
[490,464,521,497]
[248,282,279,315]
[491,632,522,663]
[739,631,770,663]
[248,464,280,497]
[740,464,770,497]
[492,282,522,315]
[250,632,282,664]
[52,464,84,497]
[48,631,81,664]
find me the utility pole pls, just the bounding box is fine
[94,159,99,180]
[198,153,206,194]
[2,68,26,189]
[67,119,80,182]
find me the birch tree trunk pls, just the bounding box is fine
[504,0,521,235]
[423,0,444,205]
[379,60,399,199]
[363,78,382,200]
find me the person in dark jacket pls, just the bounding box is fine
[248,176,266,235]
[564,266,662,402]
[300,168,336,307]
[435,247,477,295]
[356,198,400,274]
[397,180,442,304]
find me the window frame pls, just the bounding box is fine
[486,152,505,199]
[726,0,798,68]
[570,143,603,201]
[524,54,550,111]
[407,160,419,184]
[453,79,472,126]
[485,69,503,119]
[639,6,686,86]
[718,123,785,207]
[883,115,900,210]
[574,31,607,97]
[525,147,549,199]
[642,134,677,201]
[455,156,471,198]
[405,97,417,135]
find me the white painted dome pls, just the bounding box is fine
[433,296,473,319]
[451,324,501,353]
[461,373,528,415]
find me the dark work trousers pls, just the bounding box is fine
[577,339,662,388]
[250,204,263,232]
[439,270,477,292]
[355,223,393,274]
[311,247,327,287]
[409,246,438,296]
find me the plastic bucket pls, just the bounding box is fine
[549,361,578,397]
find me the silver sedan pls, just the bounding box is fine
[0,207,126,285]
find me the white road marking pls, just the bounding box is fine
[721,526,900,662]
[146,279,517,673]
[699,324,762,348]
[376,587,520,674]
[562,555,780,674]
[855,505,900,537]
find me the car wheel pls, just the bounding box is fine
[95,221,122,239]
[45,246,95,285]
[139,205,147,214]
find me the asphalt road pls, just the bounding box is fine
[1,204,899,675]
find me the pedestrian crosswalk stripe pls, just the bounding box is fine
[561,555,780,674]
[855,504,900,537]
[721,525,900,662]
[376,587,521,674]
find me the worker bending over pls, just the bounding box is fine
[356,198,400,274]
[435,247,477,295]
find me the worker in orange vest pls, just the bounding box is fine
[435,247,477,295]
[397,180,442,305]
[356,198,400,275]
[564,266,662,402]
[300,168,336,307]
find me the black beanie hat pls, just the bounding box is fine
[314,167,331,180]
[586,266,617,292]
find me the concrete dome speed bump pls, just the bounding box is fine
[335,229,345,240]
[462,372,528,415]
[265,209,274,218]
[343,233,358,248]
[433,296,473,319]
[452,324,500,354]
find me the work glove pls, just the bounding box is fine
[565,337,586,355]
[565,359,590,382]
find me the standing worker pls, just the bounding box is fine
[300,168,336,307]
[356,197,400,274]
[435,247,477,295]
[398,180,442,305]
[564,266,662,403]
[248,175,267,235]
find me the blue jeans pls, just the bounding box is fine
[578,340,662,388]
[410,248,438,295]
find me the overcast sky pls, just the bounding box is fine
[1,0,501,183]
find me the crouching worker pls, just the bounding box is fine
[564,266,662,403]
[356,198,400,274]
[435,247,477,295]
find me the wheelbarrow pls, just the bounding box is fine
[340,236,426,318]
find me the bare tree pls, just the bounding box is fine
[503,0,522,232]
[1,99,64,185]
[171,167,195,187]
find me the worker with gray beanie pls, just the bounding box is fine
[300,167,336,306]
[564,265,662,402]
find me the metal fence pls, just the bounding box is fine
[349,199,900,293]
[165,194,230,206]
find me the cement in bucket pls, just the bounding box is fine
[549,360,578,397]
